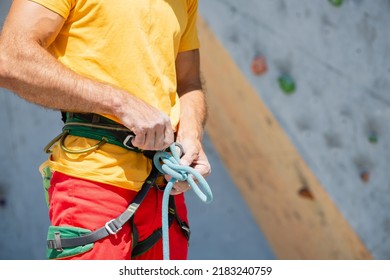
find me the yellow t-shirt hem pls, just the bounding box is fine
[41,136,153,192]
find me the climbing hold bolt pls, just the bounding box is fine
[278,74,296,94]
[251,55,268,76]
[329,0,343,7]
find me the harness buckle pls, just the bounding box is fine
[123,134,135,149]
[105,219,122,235]
[180,223,191,241]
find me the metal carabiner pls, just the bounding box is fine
[60,131,108,154]
[43,132,64,154]
[166,142,184,158]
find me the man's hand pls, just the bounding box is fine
[169,138,211,195]
[118,96,174,151]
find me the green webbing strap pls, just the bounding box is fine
[44,113,141,154]
[47,226,94,259]
[64,113,141,153]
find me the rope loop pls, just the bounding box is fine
[153,143,213,260]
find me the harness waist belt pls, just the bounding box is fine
[63,112,142,154]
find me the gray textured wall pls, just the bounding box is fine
[0,0,273,260]
[198,0,390,259]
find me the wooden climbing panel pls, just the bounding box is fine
[197,16,372,260]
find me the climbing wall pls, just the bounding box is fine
[198,0,390,259]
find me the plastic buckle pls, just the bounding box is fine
[105,219,122,235]
[123,134,134,149]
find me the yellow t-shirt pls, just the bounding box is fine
[35,0,200,191]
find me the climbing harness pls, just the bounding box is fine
[44,112,141,154]
[44,113,213,260]
[47,163,159,252]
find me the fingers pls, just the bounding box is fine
[164,174,190,195]
[180,144,211,178]
[163,146,211,195]
[131,130,146,148]
[170,181,191,195]
[179,145,198,167]
[119,97,175,151]
[164,124,175,149]
[131,116,174,151]
[194,162,211,177]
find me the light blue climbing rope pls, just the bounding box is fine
[153,143,213,260]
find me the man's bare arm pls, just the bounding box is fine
[0,0,173,150]
[176,49,207,144]
[171,49,210,194]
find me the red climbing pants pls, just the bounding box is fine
[48,171,189,260]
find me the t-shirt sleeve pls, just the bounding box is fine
[29,0,75,19]
[178,0,200,52]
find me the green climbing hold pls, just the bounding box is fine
[329,0,343,7]
[278,74,296,94]
[368,133,378,144]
